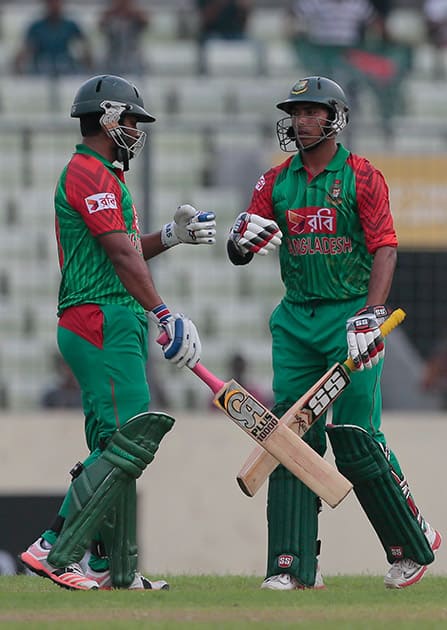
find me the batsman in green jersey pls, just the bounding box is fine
[227,76,441,590]
[20,75,216,591]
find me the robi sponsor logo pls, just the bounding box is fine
[287,207,336,235]
[85,192,118,213]
[255,175,266,191]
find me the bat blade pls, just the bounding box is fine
[210,376,352,507]
[237,308,406,497]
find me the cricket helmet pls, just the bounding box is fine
[70,74,155,122]
[276,76,349,152]
[71,75,155,169]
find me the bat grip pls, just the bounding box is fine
[344,307,406,371]
[156,332,225,395]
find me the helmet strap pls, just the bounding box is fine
[117,147,130,172]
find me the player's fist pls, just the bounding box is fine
[228,212,282,256]
[161,204,216,247]
[150,304,201,369]
[346,305,388,370]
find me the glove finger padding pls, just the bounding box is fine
[346,305,387,370]
[178,205,216,244]
[229,212,282,256]
[161,204,216,247]
[161,314,201,368]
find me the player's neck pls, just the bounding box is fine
[83,136,117,164]
[300,140,338,177]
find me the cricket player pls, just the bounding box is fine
[20,74,216,590]
[227,76,441,590]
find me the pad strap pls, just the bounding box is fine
[326,424,434,565]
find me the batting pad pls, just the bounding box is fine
[327,424,434,565]
[100,479,138,588]
[48,412,175,568]
[267,464,320,586]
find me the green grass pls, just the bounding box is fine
[1,575,447,629]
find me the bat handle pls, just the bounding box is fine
[344,307,406,371]
[156,332,225,395]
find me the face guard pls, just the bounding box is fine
[99,100,147,166]
[276,102,348,152]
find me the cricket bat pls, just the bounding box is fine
[157,334,352,507]
[236,308,406,497]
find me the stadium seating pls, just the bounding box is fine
[0,2,443,410]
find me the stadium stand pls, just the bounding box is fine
[0,1,446,410]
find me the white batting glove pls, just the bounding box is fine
[346,305,388,370]
[161,204,216,248]
[150,304,201,369]
[228,212,282,256]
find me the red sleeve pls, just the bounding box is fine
[245,157,293,218]
[65,154,125,237]
[348,153,398,254]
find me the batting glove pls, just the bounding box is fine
[346,305,388,370]
[161,204,216,247]
[150,304,201,369]
[228,212,282,256]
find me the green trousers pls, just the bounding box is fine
[43,304,150,557]
[270,296,401,474]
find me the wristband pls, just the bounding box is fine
[149,303,171,325]
[160,222,180,248]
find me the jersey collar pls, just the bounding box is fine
[291,143,350,173]
[75,144,123,177]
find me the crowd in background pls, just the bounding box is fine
[2,0,447,79]
[1,0,446,409]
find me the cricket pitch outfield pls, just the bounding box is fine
[1,574,447,629]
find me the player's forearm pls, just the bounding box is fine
[112,249,163,311]
[140,232,166,260]
[366,246,397,305]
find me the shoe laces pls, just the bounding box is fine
[65,562,85,575]
[389,558,420,577]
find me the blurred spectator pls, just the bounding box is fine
[286,0,386,48]
[13,0,92,76]
[371,0,394,24]
[195,0,256,73]
[424,0,447,77]
[41,351,82,409]
[286,0,412,139]
[421,337,447,408]
[97,0,150,76]
[210,352,272,411]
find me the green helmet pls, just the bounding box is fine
[276,76,349,152]
[70,74,155,122]
[71,75,155,170]
[276,76,349,116]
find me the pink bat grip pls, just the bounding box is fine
[156,333,225,394]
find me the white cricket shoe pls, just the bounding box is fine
[261,566,325,591]
[20,538,99,591]
[384,522,442,590]
[85,566,169,590]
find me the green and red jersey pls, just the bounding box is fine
[246,143,398,302]
[55,144,145,316]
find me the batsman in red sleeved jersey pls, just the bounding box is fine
[227,76,441,591]
[20,74,216,591]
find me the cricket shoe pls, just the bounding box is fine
[85,567,169,590]
[261,567,325,591]
[384,522,442,589]
[20,538,99,590]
